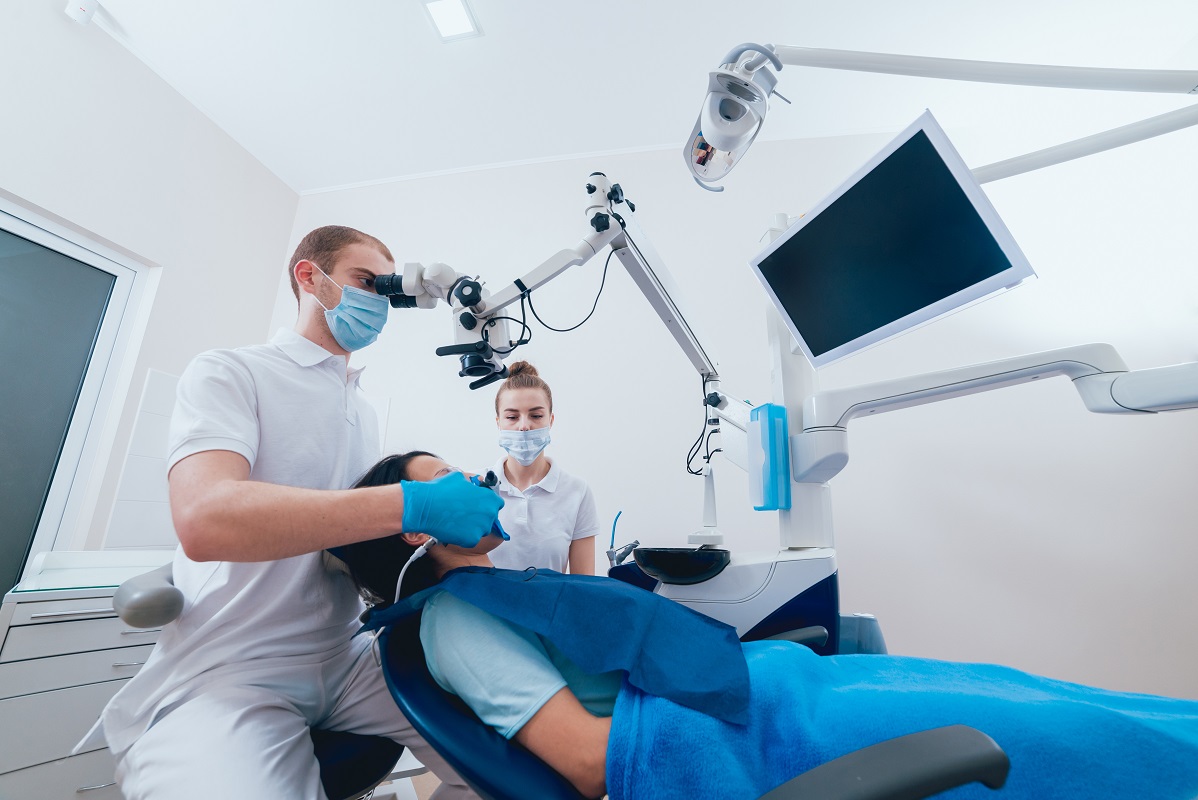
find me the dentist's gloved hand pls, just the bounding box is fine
[400,471,505,548]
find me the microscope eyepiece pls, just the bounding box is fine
[371,273,405,296]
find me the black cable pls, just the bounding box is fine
[703,427,722,463]
[687,375,716,476]
[483,295,533,356]
[527,248,614,333]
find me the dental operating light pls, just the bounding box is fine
[686,43,1198,190]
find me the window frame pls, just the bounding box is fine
[0,195,160,585]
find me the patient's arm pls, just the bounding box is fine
[420,592,615,796]
[515,687,610,799]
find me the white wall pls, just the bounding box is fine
[0,1,298,547]
[280,123,1198,698]
[105,370,180,550]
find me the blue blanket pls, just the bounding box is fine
[607,641,1198,799]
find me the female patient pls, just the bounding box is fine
[335,451,1198,800]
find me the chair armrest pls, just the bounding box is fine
[757,724,1009,800]
[764,626,830,649]
[113,562,183,628]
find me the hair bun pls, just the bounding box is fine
[507,360,539,378]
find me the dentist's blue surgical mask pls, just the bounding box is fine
[313,264,389,352]
[499,427,551,466]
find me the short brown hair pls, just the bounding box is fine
[495,360,553,414]
[287,226,394,301]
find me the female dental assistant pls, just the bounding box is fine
[488,361,598,575]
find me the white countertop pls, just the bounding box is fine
[10,549,175,594]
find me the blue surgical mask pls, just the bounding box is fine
[313,265,389,351]
[499,427,551,467]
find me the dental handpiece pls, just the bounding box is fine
[470,471,509,541]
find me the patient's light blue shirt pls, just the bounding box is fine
[420,590,622,739]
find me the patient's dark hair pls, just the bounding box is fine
[335,451,440,607]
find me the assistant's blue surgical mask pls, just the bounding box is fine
[499,427,551,466]
[313,264,389,352]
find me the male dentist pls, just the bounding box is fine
[97,226,500,799]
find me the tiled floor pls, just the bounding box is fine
[410,772,441,799]
[373,772,438,800]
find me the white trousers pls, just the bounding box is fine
[114,637,473,800]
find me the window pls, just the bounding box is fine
[0,199,157,592]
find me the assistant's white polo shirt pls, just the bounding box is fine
[99,329,381,756]
[488,457,599,573]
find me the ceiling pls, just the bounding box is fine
[90,0,1198,194]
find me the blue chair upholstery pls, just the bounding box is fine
[378,612,585,800]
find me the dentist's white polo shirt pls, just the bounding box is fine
[99,328,381,756]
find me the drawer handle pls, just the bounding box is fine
[77,782,117,792]
[29,608,114,619]
[121,628,162,635]
[112,661,147,667]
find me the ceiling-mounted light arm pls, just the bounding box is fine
[720,43,784,73]
[771,46,1198,94]
[686,44,1198,190]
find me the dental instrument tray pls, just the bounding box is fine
[633,547,730,585]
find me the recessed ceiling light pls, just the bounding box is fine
[422,0,482,42]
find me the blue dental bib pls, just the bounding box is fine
[361,566,750,725]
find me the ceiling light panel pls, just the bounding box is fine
[423,0,482,42]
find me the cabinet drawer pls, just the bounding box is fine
[9,597,117,627]
[0,747,122,799]
[1,617,160,663]
[0,644,153,699]
[0,679,128,774]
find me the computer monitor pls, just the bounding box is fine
[750,110,1036,368]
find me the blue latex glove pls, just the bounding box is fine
[401,472,505,548]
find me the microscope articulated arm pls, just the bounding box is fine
[438,174,723,392]
[607,208,721,381]
[792,344,1198,483]
[474,226,621,317]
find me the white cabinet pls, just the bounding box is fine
[0,550,173,800]
[0,749,124,799]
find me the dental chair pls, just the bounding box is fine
[113,563,405,800]
[377,610,1011,800]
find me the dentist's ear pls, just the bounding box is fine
[293,260,320,295]
[401,532,432,546]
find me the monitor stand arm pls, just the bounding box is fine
[792,344,1198,483]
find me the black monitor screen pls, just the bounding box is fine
[753,124,1030,365]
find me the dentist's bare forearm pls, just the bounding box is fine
[169,450,405,562]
